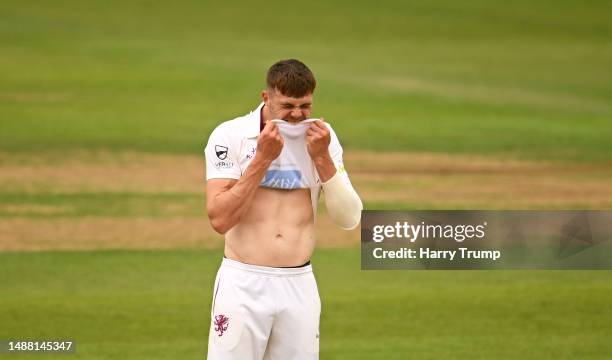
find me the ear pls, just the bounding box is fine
[261,89,269,104]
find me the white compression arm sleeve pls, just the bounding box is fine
[321,171,363,230]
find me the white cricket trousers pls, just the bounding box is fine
[207,257,321,359]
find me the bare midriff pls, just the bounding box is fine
[224,187,315,267]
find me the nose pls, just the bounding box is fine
[290,108,303,119]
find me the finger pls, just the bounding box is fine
[264,120,277,132]
[312,120,328,132]
[308,125,326,136]
[308,122,322,132]
[315,121,330,138]
[307,133,321,142]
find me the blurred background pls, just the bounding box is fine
[1,1,611,359]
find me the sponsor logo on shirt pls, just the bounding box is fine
[261,170,302,189]
[215,145,228,160]
[246,146,256,160]
[214,160,234,169]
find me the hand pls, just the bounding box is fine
[306,118,331,160]
[255,120,283,163]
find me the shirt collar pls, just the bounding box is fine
[246,102,265,138]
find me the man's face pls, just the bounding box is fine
[262,88,313,123]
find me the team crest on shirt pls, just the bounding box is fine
[215,145,228,160]
[214,314,229,337]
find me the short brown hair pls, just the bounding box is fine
[266,59,316,98]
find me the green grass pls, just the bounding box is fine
[0,192,204,218]
[1,249,611,359]
[1,0,611,161]
[1,2,611,359]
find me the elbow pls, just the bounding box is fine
[207,207,233,235]
[328,199,362,230]
[341,210,362,230]
[322,172,363,230]
[210,216,230,235]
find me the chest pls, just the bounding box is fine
[236,137,321,212]
[238,138,319,189]
[237,139,258,172]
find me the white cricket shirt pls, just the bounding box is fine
[204,102,352,213]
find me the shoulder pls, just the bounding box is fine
[208,102,262,142]
[209,116,248,138]
[323,121,341,139]
[323,121,344,157]
[207,112,254,148]
[323,121,335,132]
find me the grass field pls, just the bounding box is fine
[2,0,612,160]
[1,0,611,359]
[2,249,611,359]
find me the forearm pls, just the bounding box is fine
[312,152,336,182]
[322,171,363,230]
[208,156,271,233]
[307,121,361,229]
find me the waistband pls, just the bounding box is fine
[221,257,313,276]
